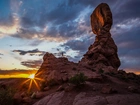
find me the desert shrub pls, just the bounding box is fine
[69,73,87,86]
[0,88,16,105]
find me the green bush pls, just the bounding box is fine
[69,73,87,86]
[0,88,16,105]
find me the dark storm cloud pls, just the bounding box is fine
[113,0,140,24]
[15,0,125,41]
[17,0,93,40]
[21,17,36,28]
[13,49,45,56]
[43,1,84,25]
[20,0,87,27]
[21,60,42,68]
[58,22,79,38]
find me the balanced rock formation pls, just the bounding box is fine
[80,3,120,73]
[35,3,121,87]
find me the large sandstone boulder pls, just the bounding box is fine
[80,3,121,73]
[35,52,77,85]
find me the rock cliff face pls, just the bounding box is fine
[80,3,120,73]
[35,3,121,85]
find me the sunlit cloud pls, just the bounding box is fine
[0,15,20,37]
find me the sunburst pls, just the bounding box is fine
[21,72,44,92]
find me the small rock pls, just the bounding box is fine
[21,92,27,98]
[57,85,64,91]
[101,85,117,94]
[44,86,50,91]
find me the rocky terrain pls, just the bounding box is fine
[0,3,140,105]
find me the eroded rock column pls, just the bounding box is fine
[80,3,121,73]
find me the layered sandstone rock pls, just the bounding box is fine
[80,3,120,73]
[35,52,77,84]
[35,52,103,86]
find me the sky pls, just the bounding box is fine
[0,0,140,74]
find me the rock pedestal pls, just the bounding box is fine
[80,3,120,73]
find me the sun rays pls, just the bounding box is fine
[21,72,44,92]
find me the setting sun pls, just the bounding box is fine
[28,74,35,79]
